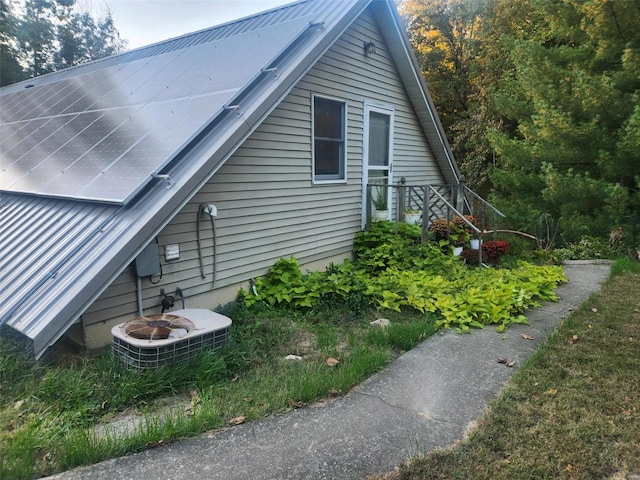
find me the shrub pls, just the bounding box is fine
[241,223,566,334]
[553,236,615,260]
[482,240,510,263]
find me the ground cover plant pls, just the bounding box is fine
[245,223,566,333]
[393,259,640,480]
[0,222,566,479]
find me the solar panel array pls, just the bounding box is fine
[0,16,312,204]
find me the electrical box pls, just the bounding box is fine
[135,241,160,277]
[165,244,180,261]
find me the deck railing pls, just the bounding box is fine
[365,178,505,262]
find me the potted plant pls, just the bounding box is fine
[466,215,482,249]
[449,216,470,255]
[404,207,421,225]
[482,239,510,264]
[450,233,467,255]
[428,218,450,241]
[372,185,389,220]
[460,247,481,265]
[451,215,480,248]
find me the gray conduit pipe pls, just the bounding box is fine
[197,204,217,287]
[136,276,144,317]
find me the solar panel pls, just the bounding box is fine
[0,15,314,204]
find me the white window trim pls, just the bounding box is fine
[312,94,348,185]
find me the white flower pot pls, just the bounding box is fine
[374,210,389,220]
[404,213,421,225]
[470,239,480,250]
[453,246,463,256]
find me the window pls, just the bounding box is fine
[313,96,346,182]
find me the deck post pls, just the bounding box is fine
[422,185,429,242]
[399,177,406,223]
[366,184,372,230]
[456,175,465,213]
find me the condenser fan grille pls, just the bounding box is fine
[121,314,195,340]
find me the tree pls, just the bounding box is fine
[55,10,125,69]
[1,0,27,85]
[401,0,639,244]
[0,0,126,86]
[399,0,500,193]
[14,0,62,77]
[487,0,640,243]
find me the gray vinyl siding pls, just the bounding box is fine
[82,7,445,327]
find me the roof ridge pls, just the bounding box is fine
[113,0,310,62]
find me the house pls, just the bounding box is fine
[0,0,464,359]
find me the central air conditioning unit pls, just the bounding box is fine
[112,308,232,369]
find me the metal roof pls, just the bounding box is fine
[0,0,459,358]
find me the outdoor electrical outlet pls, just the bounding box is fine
[165,244,179,260]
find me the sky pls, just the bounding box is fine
[81,0,294,50]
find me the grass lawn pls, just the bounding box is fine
[0,303,436,480]
[395,267,640,480]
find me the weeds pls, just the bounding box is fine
[0,301,433,479]
[611,256,640,275]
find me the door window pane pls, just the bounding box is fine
[368,111,389,167]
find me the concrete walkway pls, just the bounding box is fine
[49,263,611,480]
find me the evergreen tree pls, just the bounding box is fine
[487,0,640,243]
[15,0,62,77]
[56,10,125,69]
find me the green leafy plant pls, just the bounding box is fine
[0,222,570,479]
[553,236,615,261]
[372,185,388,210]
[450,215,478,246]
[243,223,565,335]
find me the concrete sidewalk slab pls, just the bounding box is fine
[48,263,611,480]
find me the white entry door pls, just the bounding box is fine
[362,103,394,228]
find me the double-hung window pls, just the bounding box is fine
[313,95,346,182]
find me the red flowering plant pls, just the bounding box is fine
[482,239,510,263]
